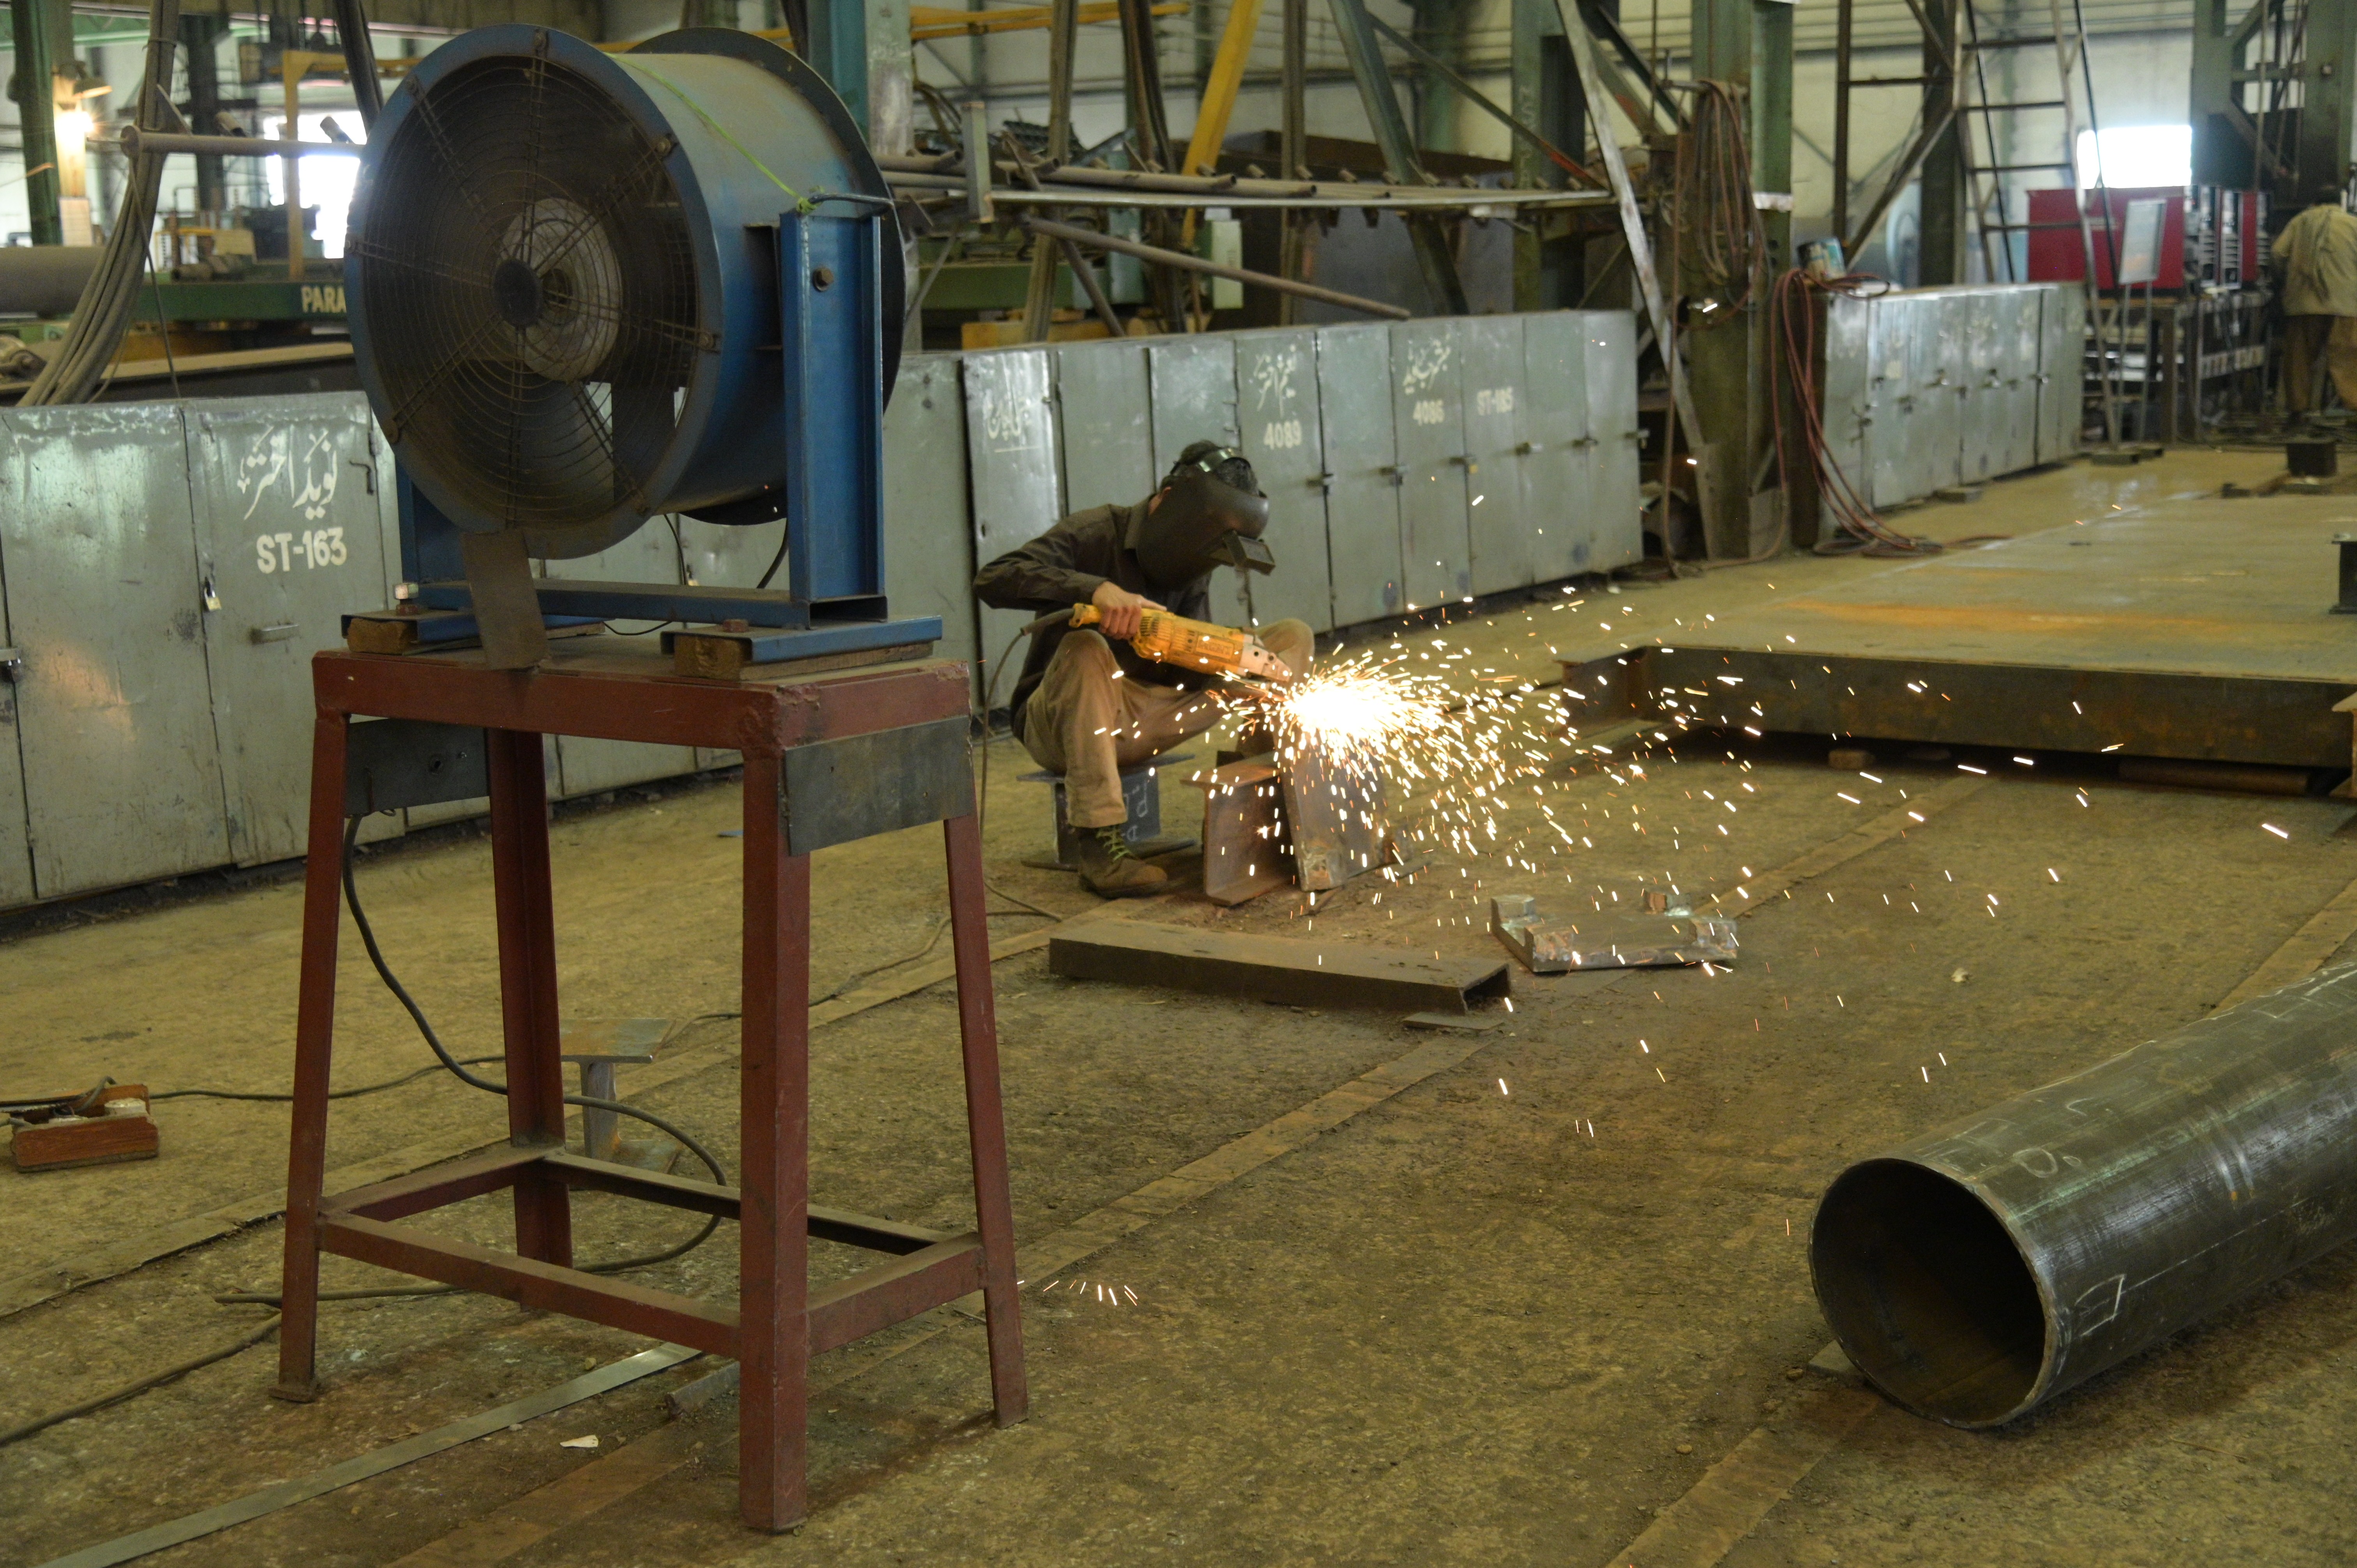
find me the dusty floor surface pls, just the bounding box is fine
[8,447,2357,1567]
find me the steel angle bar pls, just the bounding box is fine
[1553,0,1703,450]
[32,1347,698,1568]
[976,187,1612,211]
[1024,217,1411,318]
[1049,918,1511,1012]
[1324,0,1470,314]
[1364,12,1597,184]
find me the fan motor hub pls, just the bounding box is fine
[492,258,547,328]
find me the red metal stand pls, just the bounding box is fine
[276,645,1026,1531]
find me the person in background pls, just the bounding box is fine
[2272,184,2357,418]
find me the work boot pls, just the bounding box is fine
[1077,826,1166,898]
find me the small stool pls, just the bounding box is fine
[1019,752,1196,871]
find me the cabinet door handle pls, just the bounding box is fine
[251,622,300,644]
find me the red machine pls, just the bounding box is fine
[2025,187,2263,290]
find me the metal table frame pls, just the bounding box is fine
[274,646,1026,1531]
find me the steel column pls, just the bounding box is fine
[806,0,874,134]
[1916,0,1965,284]
[8,0,62,245]
[486,727,572,1267]
[180,13,229,212]
[1686,0,1793,559]
[1511,0,1583,311]
[1327,0,1471,314]
[1832,0,1852,240]
[1279,0,1309,322]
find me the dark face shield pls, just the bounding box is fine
[1136,473,1275,589]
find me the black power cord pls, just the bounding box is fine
[299,817,731,1289]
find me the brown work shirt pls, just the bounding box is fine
[973,498,1214,735]
[2274,202,2357,316]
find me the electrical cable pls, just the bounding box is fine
[1673,80,1766,325]
[150,1057,506,1103]
[0,1315,282,1450]
[754,527,790,590]
[329,818,729,1277]
[18,0,182,406]
[815,915,952,1004]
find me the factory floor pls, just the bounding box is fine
[8,445,2357,1567]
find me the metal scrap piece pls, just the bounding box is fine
[1488,894,1739,974]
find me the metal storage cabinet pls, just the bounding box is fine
[2037,284,2085,463]
[1390,318,1472,611]
[1816,293,1873,526]
[1864,294,1916,509]
[1459,316,1530,596]
[1233,329,1334,633]
[1515,312,1588,583]
[1316,322,1406,629]
[1147,335,1241,478]
[1055,339,1154,512]
[963,347,1064,701]
[187,393,395,864]
[545,524,698,797]
[1994,287,2044,476]
[0,404,232,898]
[1910,290,1965,498]
[1956,290,2000,485]
[885,353,980,672]
[1578,311,1644,572]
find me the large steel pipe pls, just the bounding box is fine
[0,246,103,316]
[1811,962,2357,1427]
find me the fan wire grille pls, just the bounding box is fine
[351,53,704,536]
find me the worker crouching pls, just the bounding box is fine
[975,441,1311,897]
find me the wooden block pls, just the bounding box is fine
[12,1084,159,1172]
[12,1116,157,1171]
[669,632,933,682]
[346,613,424,654]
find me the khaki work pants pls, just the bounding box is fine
[1021,618,1313,828]
[2283,314,2357,412]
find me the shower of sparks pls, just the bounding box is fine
[1242,639,1689,868]
[1038,1278,1140,1306]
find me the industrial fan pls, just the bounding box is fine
[346,26,934,665]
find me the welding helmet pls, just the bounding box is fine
[1134,444,1275,588]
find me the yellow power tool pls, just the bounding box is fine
[1067,603,1295,682]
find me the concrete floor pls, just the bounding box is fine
[7,446,2357,1566]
